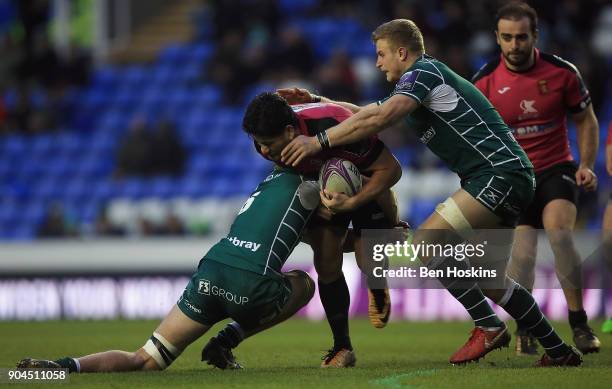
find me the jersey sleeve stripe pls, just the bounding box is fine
[263,188,299,275]
[282,222,298,237]
[448,109,472,123]
[289,208,306,223]
[393,91,422,103]
[415,80,431,91]
[276,237,291,252]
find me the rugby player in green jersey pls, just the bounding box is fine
[220,92,404,368]
[17,169,321,372]
[279,19,581,367]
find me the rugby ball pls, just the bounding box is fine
[319,158,362,196]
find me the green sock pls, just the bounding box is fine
[501,284,570,358]
[54,357,79,373]
[432,257,503,328]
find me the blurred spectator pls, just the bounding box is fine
[207,30,255,105]
[268,25,315,81]
[157,212,186,236]
[151,120,186,176]
[16,0,50,60]
[0,90,7,134]
[94,206,126,237]
[59,43,91,88]
[316,50,359,102]
[37,202,78,238]
[115,116,154,178]
[136,212,186,236]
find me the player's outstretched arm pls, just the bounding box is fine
[572,105,599,191]
[276,87,363,113]
[281,94,417,167]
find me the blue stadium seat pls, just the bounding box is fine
[188,43,214,64]
[179,174,211,197]
[22,202,46,225]
[61,178,93,202]
[4,135,28,156]
[31,134,54,155]
[33,178,65,200]
[91,180,114,202]
[120,65,149,86]
[150,177,178,199]
[0,201,20,226]
[12,223,36,240]
[114,179,147,199]
[91,67,119,90]
[158,44,189,65]
[280,0,318,14]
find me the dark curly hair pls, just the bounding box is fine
[242,92,299,137]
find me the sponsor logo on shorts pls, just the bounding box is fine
[372,212,385,220]
[183,298,202,314]
[561,174,577,185]
[478,187,506,210]
[198,279,211,295]
[199,279,249,305]
[420,128,436,144]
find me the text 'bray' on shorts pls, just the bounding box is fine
[177,258,292,330]
[462,168,536,227]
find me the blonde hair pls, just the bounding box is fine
[372,19,425,55]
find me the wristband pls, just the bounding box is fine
[311,94,321,103]
[316,131,331,150]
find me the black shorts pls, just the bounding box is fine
[517,161,579,228]
[308,200,393,234]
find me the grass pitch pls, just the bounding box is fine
[0,318,610,388]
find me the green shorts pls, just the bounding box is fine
[177,258,292,329]
[462,168,535,227]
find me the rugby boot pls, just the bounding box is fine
[515,329,538,356]
[450,324,510,364]
[534,346,582,367]
[16,358,61,369]
[320,347,356,368]
[572,324,601,354]
[368,288,391,329]
[201,337,242,369]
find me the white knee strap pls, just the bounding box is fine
[435,198,472,239]
[142,332,181,369]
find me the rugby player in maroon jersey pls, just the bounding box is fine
[472,1,600,355]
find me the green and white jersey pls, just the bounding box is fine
[382,55,533,179]
[204,168,319,276]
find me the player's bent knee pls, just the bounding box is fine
[141,332,182,370]
[285,269,315,305]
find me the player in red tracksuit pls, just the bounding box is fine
[472,1,600,355]
[248,92,404,367]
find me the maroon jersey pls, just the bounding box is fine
[472,49,591,172]
[608,121,612,146]
[254,103,384,177]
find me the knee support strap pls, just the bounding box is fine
[142,332,181,369]
[435,197,473,240]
